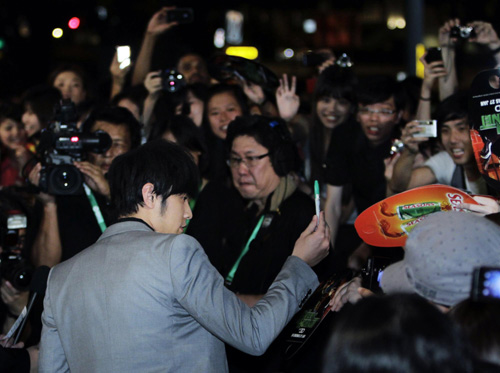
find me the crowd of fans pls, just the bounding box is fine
[0,7,500,372]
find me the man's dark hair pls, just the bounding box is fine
[322,294,475,373]
[434,91,469,135]
[108,139,199,217]
[81,106,142,150]
[356,75,404,111]
[225,115,299,176]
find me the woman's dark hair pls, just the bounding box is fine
[21,85,62,130]
[313,65,357,105]
[0,101,22,125]
[148,115,209,175]
[226,115,299,176]
[449,298,500,366]
[47,64,88,92]
[205,84,250,120]
[309,65,358,185]
[81,105,142,150]
[108,139,199,217]
[322,294,475,373]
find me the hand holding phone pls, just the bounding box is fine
[424,47,443,65]
[116,46,131,70]
[167,8,194,24]
[471,266,500,302]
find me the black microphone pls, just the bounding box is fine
[13,266,50,344]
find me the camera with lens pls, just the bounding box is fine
[450,25,476,39]
[0,212,33,291]
[36,99,112,195]
[161,69,186,93]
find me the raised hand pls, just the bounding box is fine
[147,7,178,36]
[276,74,299,122]
[242,80,265,105]
[144,71,163,96]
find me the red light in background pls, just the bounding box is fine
[68,17,80,30]
[71,136,79,142]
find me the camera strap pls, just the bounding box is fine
[83,183,107,233]
[225,214,265,286]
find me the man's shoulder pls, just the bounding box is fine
[424,151,455,169]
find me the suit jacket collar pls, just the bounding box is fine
[97,219,154,242]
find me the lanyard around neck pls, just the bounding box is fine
[225,214,265,286]
[83,183,107,233]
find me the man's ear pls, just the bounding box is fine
[141,183,155,209]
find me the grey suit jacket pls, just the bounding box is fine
[39,220,318,372]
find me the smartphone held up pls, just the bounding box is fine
[116,45,131,70]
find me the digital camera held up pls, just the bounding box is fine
[36,99,111,195]
[450,25,476,39]
[161,69,186,93]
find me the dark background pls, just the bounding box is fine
[0,0,499,100]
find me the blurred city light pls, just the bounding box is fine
[52,28,63,38]
[68,17,81,30]
[387,16,406,30]
[226,11,243,45]
[96,6,108,20]
[416,43,425,78]
[303,19,317,34]
[226,46,258,60]
[214,28,225,48]
[283,48,294,58]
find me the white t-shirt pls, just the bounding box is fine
[423,151,487,195]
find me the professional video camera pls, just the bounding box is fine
[0,211,32,291]
[36,99,111,195]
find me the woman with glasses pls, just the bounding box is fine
[187,114,328,372]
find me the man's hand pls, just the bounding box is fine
[0,334,24,348]
[73,161,110,198]
[0,279,29,318]
[439,18,460,47]
[329,276,374,312]
[400,120,429,154]
[458,195,500,216]
[144,71,163,96]
[292,211,330,267]
[146,7,178,36]
[242,80,265,105]
[420,55,448,92]
[468,21,500,49]
[276,74,299,122]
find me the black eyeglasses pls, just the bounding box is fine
[226,153,270,168]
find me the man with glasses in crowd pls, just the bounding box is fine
[324,75,403,265]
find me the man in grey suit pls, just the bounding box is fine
[38,139,330,372]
